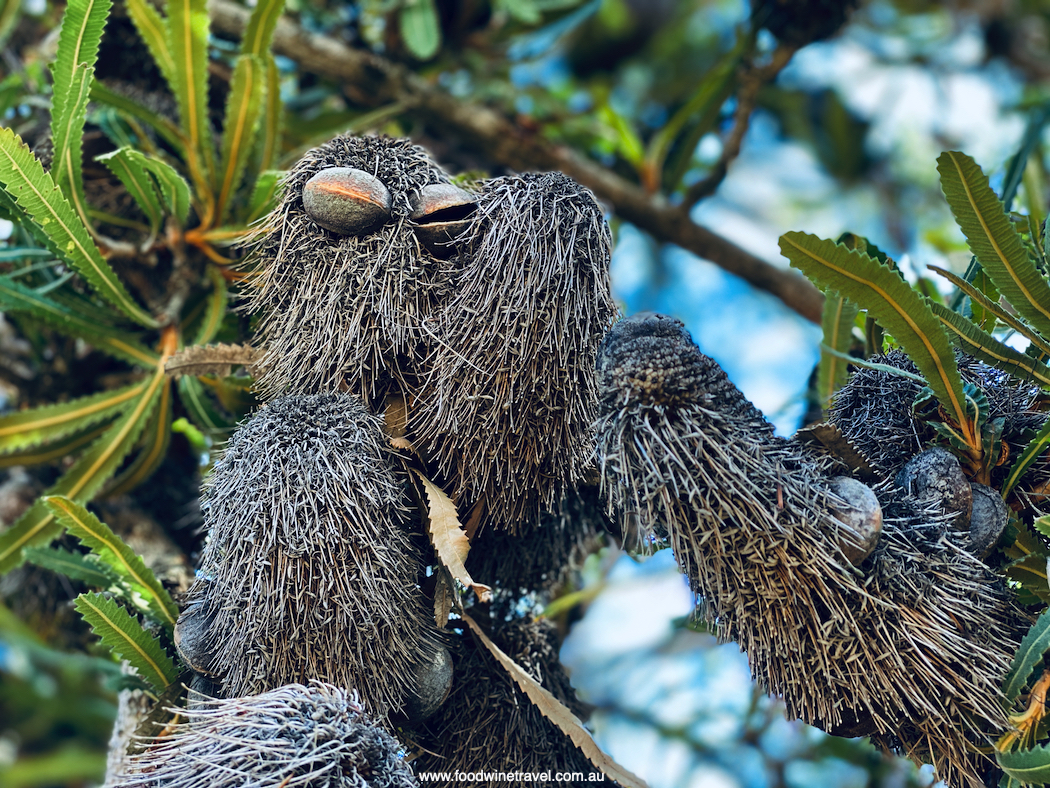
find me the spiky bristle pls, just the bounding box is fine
[416,172,617,531]
[244,135,458,404]
[174,393,447,717]
[595,313,1029,788]
[112,682,417,788]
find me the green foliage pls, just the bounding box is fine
[73,592,178,694]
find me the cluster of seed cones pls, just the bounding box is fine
[593,313,1036,788]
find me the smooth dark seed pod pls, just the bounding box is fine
[399,645,454,724]
[894,447,972,528]
[302,166,392,235]
[409,183,477,258]
[969,483,1009,558]
[826,476,882,566]
[112,682,417,788]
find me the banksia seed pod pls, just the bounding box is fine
[112,682,417,788]
[244,134,465,404]
[412,617,606,785]
[595,313,1028,788]
[416,171,617,532]
[174,393,448,719]
[969,482,1009,558]
[895,447,973,528]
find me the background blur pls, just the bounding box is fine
[1,0,1046,785]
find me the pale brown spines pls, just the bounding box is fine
[112,682,417,788]
[595,314,1027,788]
[411,617,608,785]
[174,393,448,719]
[244,134,461,404]
[416,172,617,532]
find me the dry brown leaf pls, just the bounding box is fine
[384,394,409,440]
[462,612,649,788]
[164,344,258,378]
[433,570,453,629]
[412,470,492,603]
[794,422,876,480]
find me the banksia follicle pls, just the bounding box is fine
[244,134,463,403]
[412,617,607,785]
[595,313,1028,788]
[416,172,617,531]
[174,393,448,719]
[112,682,417,788]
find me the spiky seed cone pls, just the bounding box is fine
[415,172,617,532]
[829,350,1046,485]
[595,313,1028,788]
[174,393,448,718]
[411,617,610,785]
[111,682,417,788]
[466,483,612,607]
[244,134,461,404]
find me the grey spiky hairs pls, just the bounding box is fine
[415,171,618,531]
[594,313,1029,788]
[411,616,608,785]
[244,135,463,403]
[174,393,450,720]
[111,682,417,788]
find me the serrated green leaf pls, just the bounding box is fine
[0,421,110,468]
[105,380,172,497]
[1035,517,1050,540]
[193,266,227,346]
[999,739,1050,783]
[0,127,157,327]
[241,0,286,57]
[216,54,265,223]
[938,151,1050,341]
[168,0,216,194]
[96,147,164,237]
[89,81,184,153]
[929,301,1050,389]
[246,169,283,224]
[930,264,1050,357]
[24,546,119,588]
[1004,421,1050,498]
[73,592,177,692]
[781,231,975,449]
[133,152,191,226]
[49,0,112,223]
[818,290,859,412]
[1005,554,1050,605]
[46,496,178,627]
[125,0,176,87]
[0,380,146,454]
[256,54,282,173]
[400,0,441,60]
[0,275,158,368]
[0,366,166,573]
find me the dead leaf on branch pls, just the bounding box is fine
[164,343,258,378]
[412,469,492,603]
[461,612,650,788]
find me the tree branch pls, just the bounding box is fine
[209,0,824,324]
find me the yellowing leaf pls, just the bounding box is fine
[462,612,650,788]
[164,343,257,377]
[412,469,491,603]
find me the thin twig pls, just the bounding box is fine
[683,45,798,209]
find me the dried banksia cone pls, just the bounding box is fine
[244,134,466,403]
[174,393,448,719]
[112,682,417,788]
[412,617,608,785]
[416,172,617,532]
[595,313,1027,788]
